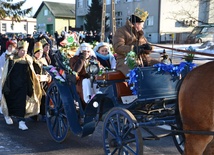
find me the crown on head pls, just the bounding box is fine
[17,40,29,50]
[134,8,149,22]
[40,38,48,47]
[34,41,43,53]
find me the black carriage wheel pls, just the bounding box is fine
[46,82,69,143]
[171,109,185,154]
[103,107,143,155]
[172,126,185,154]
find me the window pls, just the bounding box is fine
[115,0,120,4]
[87,0,92,7]
[44,9,48,16]
[116,18,122,27]
[116,11,122,17]
[106,0,111,5]
[146,16,154,26]
[126,0,133,2]
[78,0,83,8]
[2,23,6,32]
[24,25,27,31]
[34,25,37,31]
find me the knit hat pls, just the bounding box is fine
[34,42,43,53]
[6,40,17,49]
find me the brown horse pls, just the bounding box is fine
[178,61,214,155]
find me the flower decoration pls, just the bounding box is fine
[45,50,77,83]
[90,41,99,49]
[55,75,65,82]
[59,41,79,52]
[184,46,195,63]
[49,66,66,83]
[125,51,137,70]
[127,68,138,95]
[59,50,77,76]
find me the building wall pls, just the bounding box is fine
[75,0,213,43]
[36,5,55,34]
[75,0,89,28]
[0,17,36,34]
[36,4,76,35]
[208,1,214,24]
[55,18,75,33]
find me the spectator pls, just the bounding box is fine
[57,31,66,49]
[41,38,53,65]
[108,32,113,44]
[25,34,35,56]
[85,31,93,43]
[54,31,59,45]
[0,34,9,55]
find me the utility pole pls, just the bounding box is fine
[100,0,106,42]
[100,0,116,42]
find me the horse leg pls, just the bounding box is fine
[203,138,214,155]
[184,134,213,155]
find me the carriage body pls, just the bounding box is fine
[44,50,190,154]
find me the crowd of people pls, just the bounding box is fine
[0,7,161,131]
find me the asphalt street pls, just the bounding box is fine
[0,113,181,155]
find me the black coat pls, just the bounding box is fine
[4,60,33,117]
[0,37,9,55]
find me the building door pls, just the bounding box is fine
[46,24,53,35]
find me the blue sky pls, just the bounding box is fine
[21,0,75,15]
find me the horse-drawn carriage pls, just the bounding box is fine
[43,48,213,154]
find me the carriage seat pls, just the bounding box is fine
[95,70,126,81]
[95,70,133,100]
[116,82,133,100]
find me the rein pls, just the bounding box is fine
[147,126,214,136]
[152,44,214,57]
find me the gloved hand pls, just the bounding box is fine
[79,52,87,60]
[142,43,152,51]
[133,43,153,55]
[133,45,144,54]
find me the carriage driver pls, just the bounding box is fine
[69,43,100,105]
[113,7,159,76]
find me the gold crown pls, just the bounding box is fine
[134,8,149,22]
[17,41,29,50]
[40,38,48,47]
[34,41,43,53]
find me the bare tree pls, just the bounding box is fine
[168,0,214,25]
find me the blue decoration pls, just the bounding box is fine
[127,68,138,95]
[153,62,196,77]
[128,62,196,95]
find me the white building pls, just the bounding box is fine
[75,0,214,43]
[0,17,36,35]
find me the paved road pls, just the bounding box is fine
[0,113,181,155]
